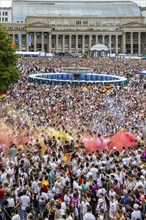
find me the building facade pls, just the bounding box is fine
[2,0,146,54]
[0,7,12,22]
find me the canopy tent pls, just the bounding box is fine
[90,44,109,57]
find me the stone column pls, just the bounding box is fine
[138,32,141,54]
[96,35,98,44]
[108,35,111,53]
[75,34,78,53]
[122,33,126,53]
[82,35,85,54]
[89,35,92,50]
[48,33,52,53]
[69,34,72,53]
[56,34,58,52]
[26,34,29,52]
[62,35,65,52]
[130,32,133,55]
[115,35,119,54]
[41,32,44,51]
[102,35,105,45]
[34,32,37,52]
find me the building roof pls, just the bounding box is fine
[0,7,12,10]
[12,1,141,22]
[90,44,109,51]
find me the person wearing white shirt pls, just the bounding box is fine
[135,153,142,164]
[109,188,117,197]
[64,191,71,204]
[131,204,141,220]
[84,205,95,220]
[11,208,21,220]
[73,178,81,191]
[1,170,7,184]
[42,152,48,163]
[15,189,30,220]
[134,179,144,190]
[66,208,73,220]
[122,157,131,166]
[109,196,118,220]
[80,196,90,220]
[86,171,93,179]
[49,160,58,170]
[6,192,15,208]
[96,188,107,197]
[54,177,64,196]
[90,164,98,180]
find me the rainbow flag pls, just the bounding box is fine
[0,91,7,98]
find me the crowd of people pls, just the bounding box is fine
[0,57,145,220]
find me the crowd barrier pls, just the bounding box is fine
[28,73,128,86]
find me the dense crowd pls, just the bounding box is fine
[0,57,145,220]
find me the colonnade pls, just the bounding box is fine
[11,31,142,54]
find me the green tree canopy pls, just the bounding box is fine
[0,25,19,92]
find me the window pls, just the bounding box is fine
[5,12,8,16]
[83,21,88,26]
[2,17,4,22]
[5,17,8,22]
[133,33,138,40]
[76,21,81,26]
[126,33,130,40]
[96,21,101,26]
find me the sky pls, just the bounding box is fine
[0,0,146,7]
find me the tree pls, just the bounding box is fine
[0,25,19,92]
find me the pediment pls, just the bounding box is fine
[27,21,49,28]
[121,22,145,28]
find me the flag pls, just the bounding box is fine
[56,198,62,203]
[66,170,71,176]
[62,153,71,162]
[99,89,111,95]
[43,179,49,192]
[105,84,113,89]
[18,34,21,45]
[84,86,89,92]
[56,103,61,108]
[28,35,32,46]
[106,89,111,94]
[99,90,107,95]
[0,91,7,98]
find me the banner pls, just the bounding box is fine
[28,35,32,46]
[18,34,21,45]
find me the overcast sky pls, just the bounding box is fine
[1,0,146,7]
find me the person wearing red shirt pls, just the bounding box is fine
[0,183,5,207]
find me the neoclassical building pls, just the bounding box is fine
[2,0,146,54]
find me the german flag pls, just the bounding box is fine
[84,86,89,92]
[99,89,111,95]
[99,90,107,95]
[0,91,7,98]
[105,84,113,89]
